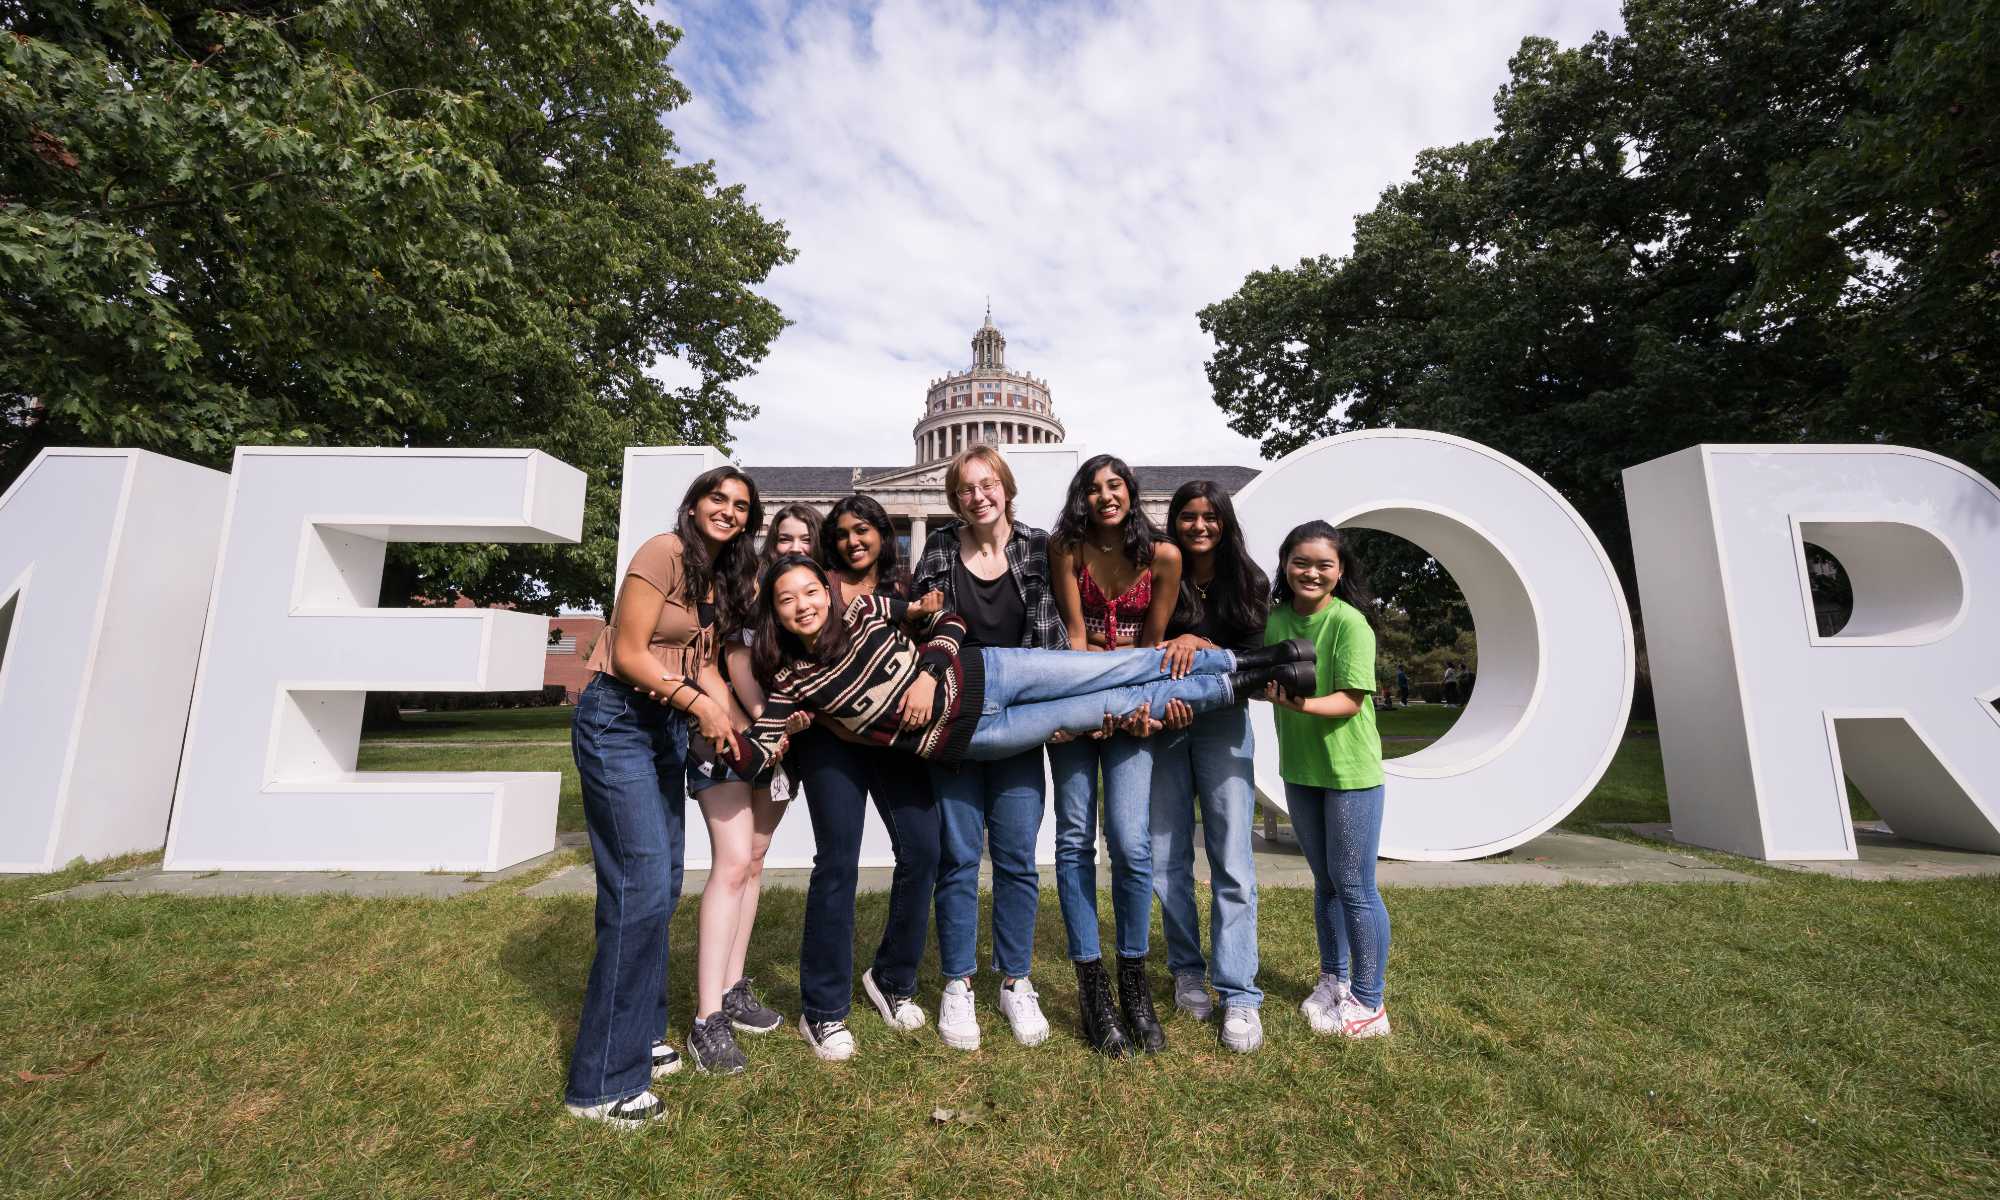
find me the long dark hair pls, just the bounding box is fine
[675,465,762,635]
[818,494,908,598]
[1271,520,1375,621]
[761,504,824,566]
[1051,453,1160,566]
[1166,481,1268,640]
[751,554,853,687]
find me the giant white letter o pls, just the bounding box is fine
[1234,430,1635,860]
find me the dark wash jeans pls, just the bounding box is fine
[789,726,942,1023]
[564,673,688,1108]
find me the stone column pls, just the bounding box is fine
[909,514,927,551]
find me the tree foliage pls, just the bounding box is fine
[1200,0,1997,640]
[2,0,794,612]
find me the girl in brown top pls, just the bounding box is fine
[564,465,760,1123]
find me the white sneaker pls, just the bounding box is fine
[1300,972,1351,1035]
[862,967,927,1031]
[798,1014,858,1062]
[1172,971,1215,1021]
[650,1039,683,1079]
[564,1090,665,1130]
[938,978,981,1050]
[1335,996,1392,1040]
[1220,1006,1263,1053]
[997,977,1051,1047]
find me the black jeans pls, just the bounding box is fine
[790,726,942,1023]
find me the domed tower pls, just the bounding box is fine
[913,304,1063,465]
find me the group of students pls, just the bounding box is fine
[561,446,1392,1129]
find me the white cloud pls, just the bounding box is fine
[652,0,1626,468]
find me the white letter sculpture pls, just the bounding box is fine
[1234,431,1636,860]
[164,449,584,871]
[1625,445,2000,860]
[616,445,737,870]
[0,450,227,871]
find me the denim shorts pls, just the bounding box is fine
[687,753,774,796]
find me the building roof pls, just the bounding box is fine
[742,466,905,495]
[1130,465,1262,495]
[743,463,1263,498]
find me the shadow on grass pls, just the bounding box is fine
[498,878,1320,1063]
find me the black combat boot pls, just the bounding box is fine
[1074,958,1132,1058]
[1117,954,1168,1055]
[1231,638,1316,671]
[1228,659,1316,701]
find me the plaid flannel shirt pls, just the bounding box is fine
[913,520,1068,650]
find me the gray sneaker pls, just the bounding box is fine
[1220,1006,1264,1053]
[686,1013,747,1075]
[721,976,783,1034]
[1172,971,1214,1021]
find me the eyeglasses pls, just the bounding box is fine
[954,480,1005,502]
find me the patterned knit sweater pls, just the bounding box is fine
[722,595,984,775]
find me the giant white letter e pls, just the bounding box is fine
[164,449,585,872]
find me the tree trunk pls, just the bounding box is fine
[360,552,423,731]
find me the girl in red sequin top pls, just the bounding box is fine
[1045,454,1183,1057]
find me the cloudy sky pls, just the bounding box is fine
[651,0,1626,469]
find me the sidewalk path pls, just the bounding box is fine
[37,828,1759,901]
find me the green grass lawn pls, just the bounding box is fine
[364,706,575,742]
[6,707,1987,1197]
[369,703,1679,835]
[4,868,1996,1198]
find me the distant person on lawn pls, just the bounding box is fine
[1264,520,1394,1041]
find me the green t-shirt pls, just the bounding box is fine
[1265,597,1382,789]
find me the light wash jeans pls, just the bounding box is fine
[930,748,1046,980]
[964,646,1237,760]
[1284,782,1390,1010]
[1150,705,1262,1008]
[1049,734,1154,962]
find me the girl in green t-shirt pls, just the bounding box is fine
[1263,520,1392,1040]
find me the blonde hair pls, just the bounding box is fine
[944,445,1017,522]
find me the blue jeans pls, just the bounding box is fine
[1284,782,1389,1010]
[788,727,941,1023]
[965,646,1237,760]
[565,674,688,1107]
[1049,735,1154,961]
[930,747,1046,980]
[1151,705,1262,1007]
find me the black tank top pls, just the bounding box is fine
[952,555,1025,648]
